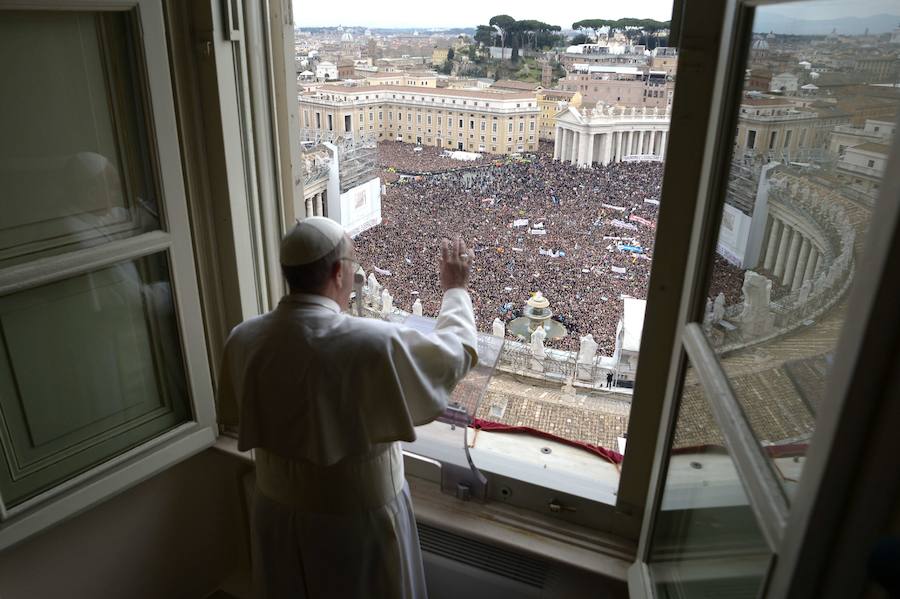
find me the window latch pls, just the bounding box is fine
[548,499,577,514]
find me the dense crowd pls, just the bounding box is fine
[376,141,497,181]
[356,144,744,355]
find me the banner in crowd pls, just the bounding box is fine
[610,219,638,230]
[602,203,627,212]
[629,215,656,229]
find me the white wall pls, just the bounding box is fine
[716,203,753,267]
[340,177,383,237]
[0,450,251,599]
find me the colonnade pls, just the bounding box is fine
[553,125,669,167]
[761,214,822,292]
[304,191,326,217]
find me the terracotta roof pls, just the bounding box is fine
[492,79,541,91]
[315,84,536,101]
[540,89,577,99]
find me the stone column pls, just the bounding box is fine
[305,196,313,218]
[792,238,811,291]
[802,247,818,283]
[583,133,595,166]
[764,217,781,270]
[554,126,562,159]
[638,130,645,155]
[627,130,634,156]
[316,193,325,216]
[773,224,792,278]
[571,131,580,164]
[603,132,613,165]
[616,131,623,163]
[659,130,668,157]
[783,230,803,287]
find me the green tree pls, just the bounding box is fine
[447,47,455,61]
[489,14,516,54]
[474,25,494,46]
[569,33,592,45]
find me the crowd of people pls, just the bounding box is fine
[376,141,497,184]
[354,143,744,355]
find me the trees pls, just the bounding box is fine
[478,15,563,59]
[489,14,516,53]
[571,18,671,49]
[569,33,592,46]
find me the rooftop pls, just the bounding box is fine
[309,84,537,101]
[492,79,542,91]
[741,97,794,106]
[850,142,891,154]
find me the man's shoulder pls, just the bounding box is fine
[224,312,274,347]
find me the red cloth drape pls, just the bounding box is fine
[470,418,624,465]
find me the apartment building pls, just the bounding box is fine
[559,65,674,109]
[299,84,540,153]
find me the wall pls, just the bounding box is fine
[340,177,383,237]
[716,203,753,267]
[0,450,251,599]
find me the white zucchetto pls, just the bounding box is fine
[280,217,346,266]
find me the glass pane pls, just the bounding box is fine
[649,368,772,597]
[0,11,162,269]
[0,252,190,507]
[296,5,673,503]
[697,0,897,498]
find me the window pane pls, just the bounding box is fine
[0,252,191,507]
[696,0,896,498]
[0,11,162,269]
[649,370,772,597]
[297,12,677,505]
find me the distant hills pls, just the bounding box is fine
[753,12,900,35]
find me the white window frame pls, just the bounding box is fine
[0,0,216,550]
[627,0,900,595]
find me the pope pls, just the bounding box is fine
[216,217,478,598]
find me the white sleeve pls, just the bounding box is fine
[379,288,479,426]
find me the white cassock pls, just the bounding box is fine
[217,288,478,599]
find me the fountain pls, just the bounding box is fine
[507,292,568,342]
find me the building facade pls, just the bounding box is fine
[299,84,540,154]
[734,96,850,161]
[559,65,674,109]
[553,105,671,166]
[536,89,582,141]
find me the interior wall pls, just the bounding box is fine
[0,449,251,599]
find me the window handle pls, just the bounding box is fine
[223,0,243,41]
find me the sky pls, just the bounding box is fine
[292,0,675,29]
[292,0,900,30]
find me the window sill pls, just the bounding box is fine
[212,435,634,581]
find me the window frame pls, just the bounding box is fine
[0,0,216,549]
[627,0,900,595]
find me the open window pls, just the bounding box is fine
[628,0,900,595]
[0,0,215,548]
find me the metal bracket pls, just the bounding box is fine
[441,459,488,502]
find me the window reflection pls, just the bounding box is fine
[698,0,897,497]
[0,11,160,268]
